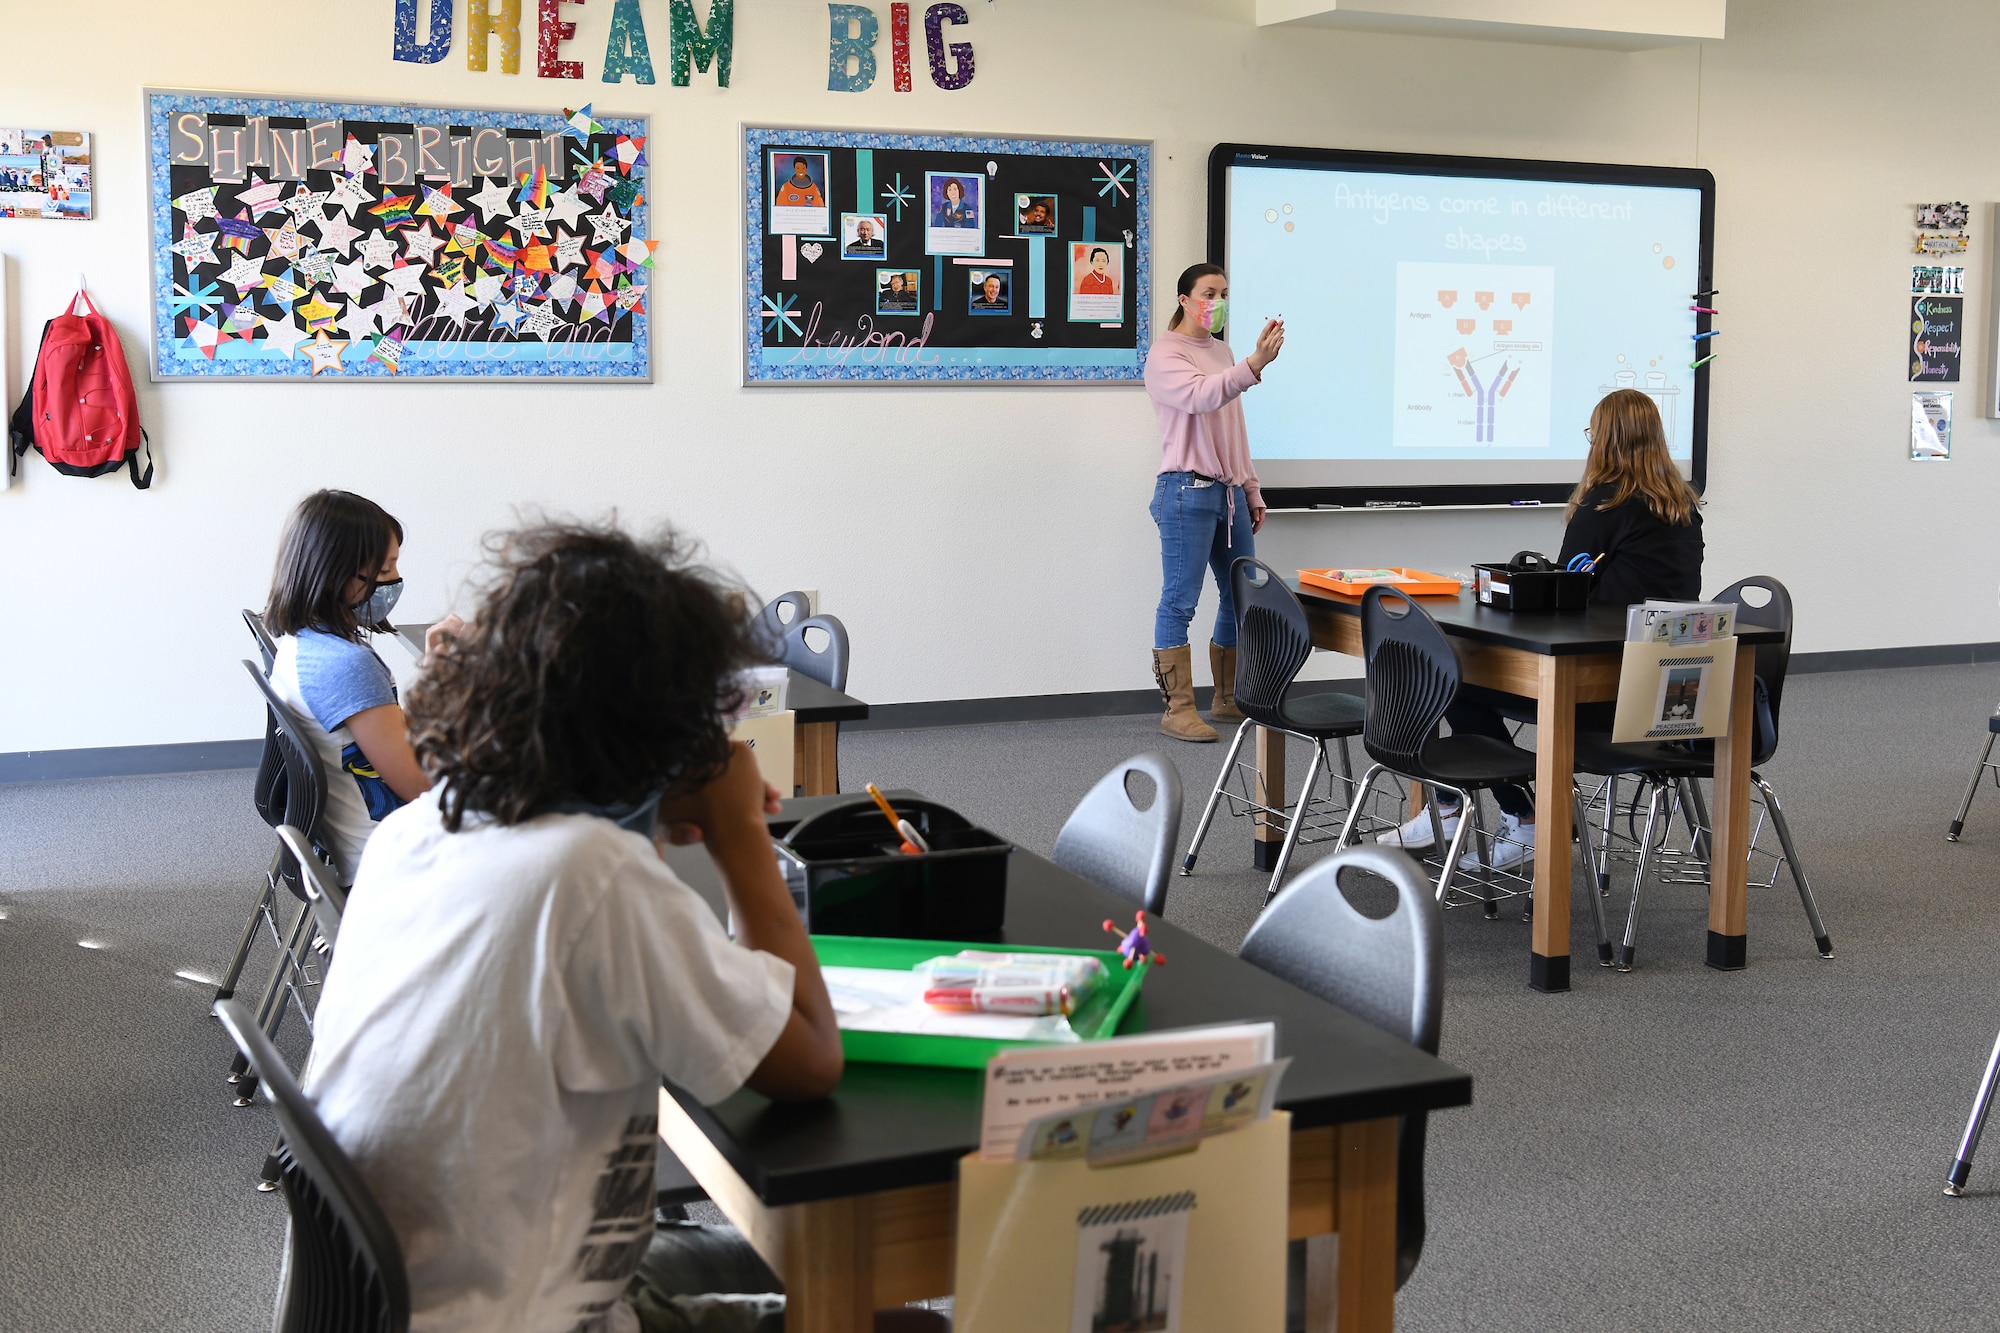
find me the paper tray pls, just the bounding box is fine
[1298,567,1462,597]
[813,935,1149,1069]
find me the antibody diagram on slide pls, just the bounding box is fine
[1393,262,1554,450]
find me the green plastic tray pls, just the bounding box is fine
[813,935,1150,1069]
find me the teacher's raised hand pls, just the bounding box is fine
[1247,317,1286,375]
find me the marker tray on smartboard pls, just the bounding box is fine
[1298,568,1463,597]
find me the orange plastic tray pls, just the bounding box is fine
[1298,567,1463,597]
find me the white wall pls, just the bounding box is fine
[0,0,1993,754]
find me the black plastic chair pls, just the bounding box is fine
[221,661,335,1107]
[1947,714,2000,843]
[1335,588,1523,905]
[1240,844,1440,1296]
[214,997,412,1333]
[1573,576,1831,970]
[1181,559,1367,906]
[776,612,850,692]
[1053,753,1182,916]
[244,607,278,672]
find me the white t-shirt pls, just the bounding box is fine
[305,790,795,1333]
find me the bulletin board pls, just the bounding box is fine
[144,89,652,381]
[743,126,1150,385]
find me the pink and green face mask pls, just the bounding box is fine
[1195,296,1228,332]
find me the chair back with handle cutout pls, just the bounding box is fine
[1358,587,1462,776]
[779,613,851,692]
[1710,575,1793,766]
[1229,558,1314,730]
[1240,843,1442,1289]
[1052,753,1183,917]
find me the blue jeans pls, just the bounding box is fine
[1150,473,1254,650]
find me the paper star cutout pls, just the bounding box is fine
[489,299,527,332]
[368,289,415,332]
[283,188,330,229]
[431,281,477,326]
[219,299,260,336]
[564,104,605,140]
[511,206,550,241]
[485,235,520,269]
[519,242,553,273]
[259,311,310,360]
[297,294,342,333]
[238,175,288,218]
[367,329,407,374]
[218,253,266,295]
[614,134,646,174]
[343,292,388,340]
[431,255,466,288]
[216,209,262,252]
[518,301,564,340]
[586,208,630,245]
[514,166,550,209]
[416,184,462,223]
[329,260,373,299]
[402,226,447,264]
[616,278,645,313]
[546,271,580,305]
[541,185,590,230]
[552,230,587,268]
[341,135,376,176]
[314,210,365,258]
[357,232,400,271]
[262,221,306,261]
[174,185,220,222]
[469,176,515,223]
[380,261,429,299]
[326,172,373,212]
[369,193,416,231]
[304,331,348,375]
[605,177,642,211]
[259,270,308,315]
[616,238,657,270]
[171,224,218,268]
[574,161,612,204]
[579,282,613,324]
[472,272,504,308]
[444,220,485,263]
[509,270,543,300]
[584,248,624,285]
[293,251,336,285]
[184,314,226,359]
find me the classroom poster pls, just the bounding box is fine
[1912,390,1952,460]
[145,90,651,381]
[1911,295,1962,382]
[744,126,1149,383]
[0,130,91,220]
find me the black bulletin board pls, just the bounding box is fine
[743,126,1150,384]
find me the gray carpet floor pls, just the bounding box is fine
[7,663,2000,1330]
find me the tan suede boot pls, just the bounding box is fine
[1209,641,1245,722]
[1153,645,1218,742]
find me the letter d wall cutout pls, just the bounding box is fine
[828,3,975,92]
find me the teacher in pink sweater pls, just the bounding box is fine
[1143,262,1285,742]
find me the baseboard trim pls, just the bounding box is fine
[8,642,2000,783]
[1788,641,2000,674]
[0,739,265,786]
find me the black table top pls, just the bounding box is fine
[660,792,1473,1207]
[1291,583,1783,657]
[782,671,870,725]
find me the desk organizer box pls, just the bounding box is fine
[1298,567,1463,597]
[813,935,1151,1068]
[777,797,1011,938]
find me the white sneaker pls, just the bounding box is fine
[1377,805,1461,850]
[1459,814,1536,872]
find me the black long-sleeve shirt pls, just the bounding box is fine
[1556,484,1703,607]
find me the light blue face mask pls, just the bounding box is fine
[355,578,403,626]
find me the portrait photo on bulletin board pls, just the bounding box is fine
[743,126,1150,384]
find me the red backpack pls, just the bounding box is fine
[8,289,153,489]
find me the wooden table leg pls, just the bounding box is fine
[796,721,840,798]
[1705,643,1757,969]
[1530,654,1577,992]
[1334,1117,1398,1332]
[1255,725,1287,872]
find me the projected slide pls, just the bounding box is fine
[1218,152,1708,495]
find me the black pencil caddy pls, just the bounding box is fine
[774,797,1012,938]
[1472,551,1593,613]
